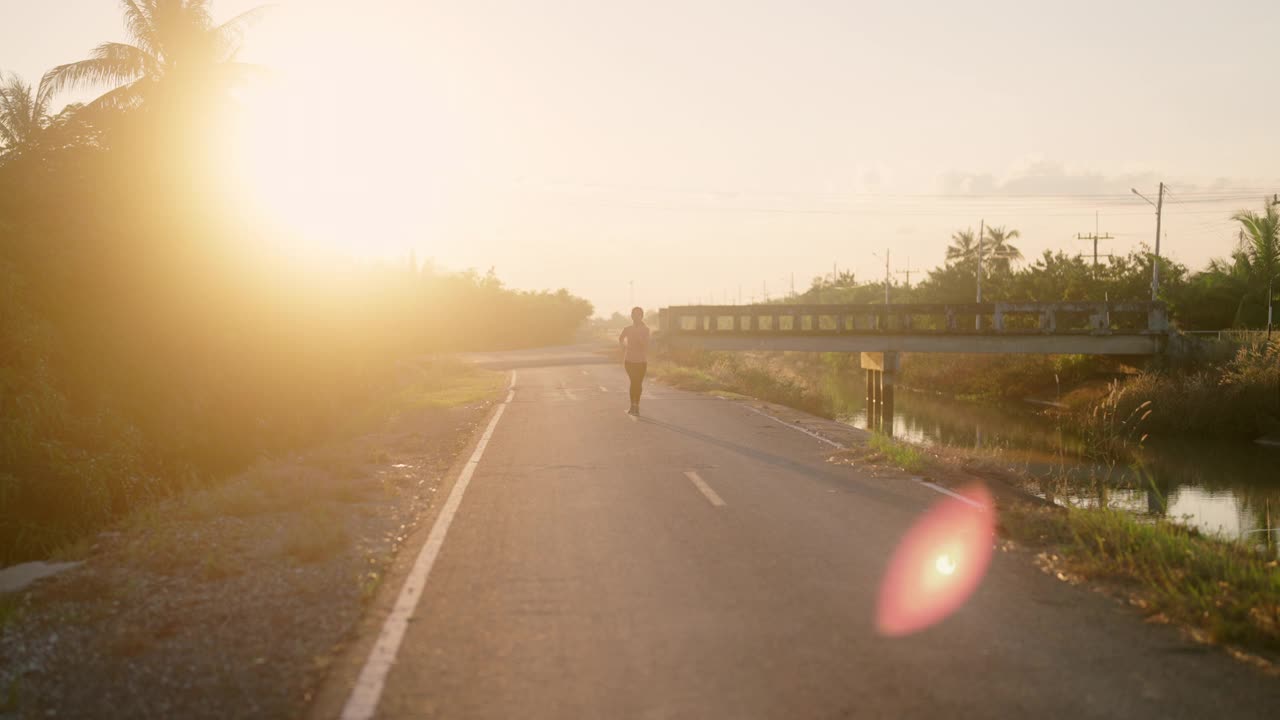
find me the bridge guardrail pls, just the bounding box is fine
[659,301,1168,338]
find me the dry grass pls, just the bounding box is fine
[1072,340,1280,442]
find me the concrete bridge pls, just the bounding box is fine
[657,301,1171,435]
[658,301,1169,356]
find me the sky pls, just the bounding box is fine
[4,0,1279,315]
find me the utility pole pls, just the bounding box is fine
[975,219,984,330]
[1076,212,1114,271]
[884,248,891,305]
[976,219,985,302]
[1132,183,1165,300]
[895,257,917,289]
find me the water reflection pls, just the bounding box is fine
[829,375,1280,554]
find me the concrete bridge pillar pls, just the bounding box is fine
[862,351,900,437]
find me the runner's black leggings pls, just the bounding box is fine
[624,362,647,404]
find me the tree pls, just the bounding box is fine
[41,0,269,112]
[0,73,55,164]
[945,229,976,267]
[1232,202,1280,326]
[945,225,1023,276]
[983,225,1024,273]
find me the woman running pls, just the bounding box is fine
[618,307,650,416]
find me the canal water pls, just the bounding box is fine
[827,377,1280,553]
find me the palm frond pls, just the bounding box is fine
[42,43,154,98]
[214,5,273,59]
[34,74,56,118]
[120,0,162,59]
[85,79,148,112]
[0,73,46,153]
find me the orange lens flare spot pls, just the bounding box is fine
[876,483,994,637]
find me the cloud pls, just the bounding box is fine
[937,160,1162,195]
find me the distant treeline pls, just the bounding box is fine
[0,23,590,561]
[780,221,1277,332]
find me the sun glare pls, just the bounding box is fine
[224,4,428,261]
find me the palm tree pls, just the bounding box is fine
[945,229,978,267]
[0,72,55,163]
[41,0,268,112]
[1232,203,1280,328]
[983,225,1024,273]
[945,226,1024,273]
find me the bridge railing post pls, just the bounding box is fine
[1041,308,1057,334]
[882,351,897,437]
[1148,303,1168,333]
[1088,305,1108,334]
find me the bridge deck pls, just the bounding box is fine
[658,302,1169,355]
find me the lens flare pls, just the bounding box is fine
[876,483,994,637]
[935,554,957,575]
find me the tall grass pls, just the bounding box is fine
[1075,339,1280,442]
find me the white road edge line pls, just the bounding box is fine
[744,405,844,449]
[740,404,987,509]
[916,479,987,510]
[683,470,726,507]
[340,370,517,720]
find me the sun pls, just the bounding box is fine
[220,4,419,261]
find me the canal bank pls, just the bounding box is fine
[656,349,1280,553]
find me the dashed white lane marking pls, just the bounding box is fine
[560,384,578,401]
[341,371,517,720]
[684,470,726,507]
[599,385,608,392]
[739,404,986,509]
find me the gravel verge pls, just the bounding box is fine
[0,397,498,719]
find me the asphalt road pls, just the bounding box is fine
[327,351,1280,719]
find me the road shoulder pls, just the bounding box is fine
[0,383,505,719]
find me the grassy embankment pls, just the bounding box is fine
[37,357,507,573]
[900,340,1280,444]
[654,348,1280,656]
